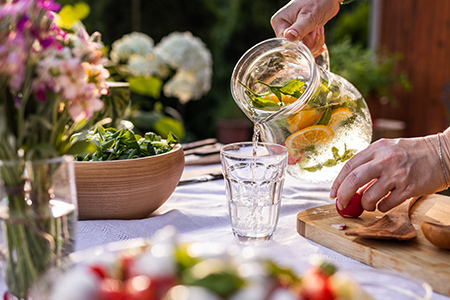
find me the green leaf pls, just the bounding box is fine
[102,139,115,150]
[153,116,185,140]
[303,144,357,172]
[146,142,156,155]
[247,92,281,110]
[57,2,90,29]
[128,76,163,98]
[145,132,159,142]
[277,79,306,98]
[166,132,179,146]
[66,140,96,156]
[265,260,301,285]
[188,272,245,298]
[314,107,332,126]
[239,81,280,110]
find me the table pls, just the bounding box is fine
[73,164,449,300]
[0,163,444,298]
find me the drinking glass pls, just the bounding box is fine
[220,142,288,242]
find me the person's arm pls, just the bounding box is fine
[330,128,450,212]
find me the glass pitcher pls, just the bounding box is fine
[230,38,372,182]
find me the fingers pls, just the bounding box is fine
[331,136,442,213]
[358,177,395,211]
[334,163,383,211]
[330,147,376,200]
[271,17,292,38]
[283,14,319,42]
[302,27,325,56]
[375,190,408,212]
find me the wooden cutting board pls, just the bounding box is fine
[297,193,450,296]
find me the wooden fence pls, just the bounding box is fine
[371,0,450,137]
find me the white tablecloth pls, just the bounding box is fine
[74,164,448,300]
[0,163,443,299]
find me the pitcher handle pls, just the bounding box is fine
[314,44,330,71]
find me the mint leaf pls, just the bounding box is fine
[314,107,332,126]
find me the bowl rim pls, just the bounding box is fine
[73,143,183,164]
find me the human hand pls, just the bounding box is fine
[271,0,341,41]
[330,135,448,213]
[302,27,326,57]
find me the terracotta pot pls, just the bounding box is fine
[216,119,253,144]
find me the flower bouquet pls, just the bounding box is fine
[0,0,110,298]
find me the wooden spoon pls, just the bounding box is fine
[345,197,420,240]
[421,221,450,250]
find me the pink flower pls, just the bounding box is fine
[68,84,104,122]
[36,0,60,12]
[0,32,27,90]
[36,89,46,102]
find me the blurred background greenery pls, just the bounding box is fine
[58,0,407,142]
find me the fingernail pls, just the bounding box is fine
[320,27,324,34]
[311,29,316,40]
[285,29,299,39]
[330,188,336,199]
[336,200,343,210]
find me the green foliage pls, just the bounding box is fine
[302,144,357,172]
[91,82,131,128]
[239,79,307,110]
[328,0,370,47]
[57,2,90,29]
[73,125,178,161]
[127,76,163,99]
[327,0,411,105]
[329,39,411,105]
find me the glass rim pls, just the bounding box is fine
[220,142,288,158]
[230,37,318,123]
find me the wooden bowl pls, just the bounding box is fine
[74,144,184,220]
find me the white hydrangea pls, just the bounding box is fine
[155,32,212,71]
[110,32,154,64]
[155,32,212,102]
[163,69,209,104]
[127,52,170,78]
[111,31,212,103]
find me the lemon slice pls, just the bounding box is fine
[285,107,324,133]
[328,107,352,130]
[285,125,335,156]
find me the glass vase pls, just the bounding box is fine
[0,156,77,300]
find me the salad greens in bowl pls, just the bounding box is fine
[72,126,184,220]
[73,126,179,161]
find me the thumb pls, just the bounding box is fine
[283,17,318,41]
